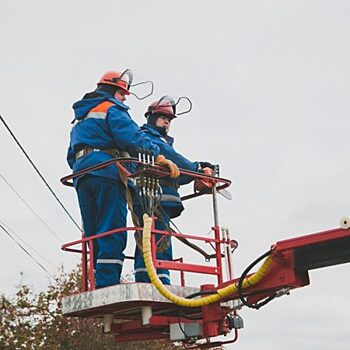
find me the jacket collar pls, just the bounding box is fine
[141,124,174,146]
[95,91,129,110]
[72,91,129,121]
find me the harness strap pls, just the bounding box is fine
[75,146,120,161]
[117,166,141,237]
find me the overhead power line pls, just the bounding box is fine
[0,115,82,233]
[0,222,55,279]
[0,173,61,243]
[0,221,59,270]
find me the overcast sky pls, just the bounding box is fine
[1,1,350,349]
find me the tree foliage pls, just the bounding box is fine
[0,266,181,349]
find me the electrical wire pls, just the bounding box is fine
[0,222,55,279]
[0,173,62,243]
[0,221,59,270]
[0,114,82,233]
[157,205,218,260]
[176,290,218,340]
[178,290,218,321]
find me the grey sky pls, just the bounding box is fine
[1,1,350,349]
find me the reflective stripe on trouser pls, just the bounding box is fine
[133,205,172,285]
[76,175,127,288]
[134,268,170,284]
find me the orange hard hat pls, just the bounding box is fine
[97,71,131,95]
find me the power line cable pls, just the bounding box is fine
[0,222,55,279]
[0,173,62,243]
[0,115,82,233]
[0,221,59,270]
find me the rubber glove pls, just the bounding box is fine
[156,155,180,178]
[194,167,214,193]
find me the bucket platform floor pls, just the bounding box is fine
[62,283,210,320]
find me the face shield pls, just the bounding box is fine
[152,95,193,118]
[146,95,193,135]
[120,69,154,100]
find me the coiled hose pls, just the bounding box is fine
[142,214,273,308]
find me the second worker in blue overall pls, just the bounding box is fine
[134,96,214,285]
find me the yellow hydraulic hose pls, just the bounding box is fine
[142,214,274,308]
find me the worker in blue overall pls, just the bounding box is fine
[67,72,179,288]
[133,96,214,285]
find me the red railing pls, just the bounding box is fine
[61,158,232,291]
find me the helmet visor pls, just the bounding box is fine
[124,69,154,100]
[157,95,192,116]
[119,69,133,88]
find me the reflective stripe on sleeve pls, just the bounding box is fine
[160,194,182,203]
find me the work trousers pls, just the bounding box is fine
[133,205,173,285]
[76,175,127,288]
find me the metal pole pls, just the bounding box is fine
[225,228,233,280]
[222,227,233,281]
[211,165,220,227]
[211,165,223,284]
[81,237,88,292]
[89,240,95,290]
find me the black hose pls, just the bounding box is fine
[178,289,219,321]
[237,250,275,309]
[185,290,218,299]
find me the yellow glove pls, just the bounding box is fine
[156,155,180,178]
